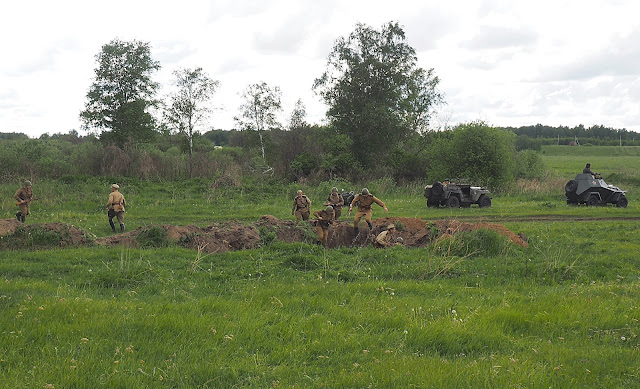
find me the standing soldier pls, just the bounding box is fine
[325,187,344,219]
[313,206,335,246]
[107,184,126,233]
[291,190,311,224]
[14,180,33,223]
[349,188,388,242]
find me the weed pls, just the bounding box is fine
[136,226,169,248]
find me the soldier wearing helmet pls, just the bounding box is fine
[14,180,33,223]
[325,187,344,219]
[374,224,403,248]
[107,184,126,233]
[349,188,388,242]
[313,205,335,246]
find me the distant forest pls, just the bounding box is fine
[496,124,640,150]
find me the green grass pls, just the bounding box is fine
[1,146,640,387]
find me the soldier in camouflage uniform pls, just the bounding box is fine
[349,188,388,242]
[14,180,33,223]
[325,187,344,219]
[107,184,126,233]
[313,206,335,246]
[291,190,311,224]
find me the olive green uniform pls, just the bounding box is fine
[292,195,311,223]
[327,192,344,219]
[313,208,334,246]
[14,185,33,223]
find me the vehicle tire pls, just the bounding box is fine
[565,180,578,194]
[587,195,599,206]
[617,196,628,208]
[431,181,444,196]
[445,196,460,208]
[478,195,492,208]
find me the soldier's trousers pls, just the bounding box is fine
[316,225,329,246]
[295,209,310,223]
[353,210,373,228]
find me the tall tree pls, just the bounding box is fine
[288,99,307,130]
[234,82,282,163]
[164,67,220,177]
[80,38,160,146]
[314,21,443,167]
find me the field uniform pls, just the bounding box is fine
[313,207,334,246]
[374,224,402,248]
[350,189,388,241]
[292,194,311,223]
[14,181,33,223]
[326,190,344,219]
[107,184,126,232]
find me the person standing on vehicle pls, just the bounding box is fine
[583,163,596,176]
[313,206,335,246]
[292,190,311,224]
[14,180,33,223]
[325,187,344,220]
[349,188,388,241]
[107,184,126,233]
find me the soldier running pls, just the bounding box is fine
[107,184,126,233]
[349,188,388,242]
[291,190,311,224]
[325,187,344,219]
[313,206,335,246]
[14,180,33,223]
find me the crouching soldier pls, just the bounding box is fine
[14,180,34,223]
[325,187,344,220]
[292,190,311,224]
[374,224,403,248]
[313,206,334,246]
[107,184,126,233]
[349,188,388,242]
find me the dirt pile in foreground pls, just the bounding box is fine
[0,216,528,252]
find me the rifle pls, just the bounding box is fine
[15,198,39,206]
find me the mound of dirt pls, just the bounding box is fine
[0,216,528,251]
[0,220,94,249]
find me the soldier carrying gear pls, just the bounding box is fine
[325,187,344,219]
[291,190,311,224]
[106,184,126,233]
[583,163,597,176]
[14,180,33,223]
[349,188,388,242]
[375,224,400,248]
[313,205,335,246]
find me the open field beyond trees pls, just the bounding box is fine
[1,146,639,388]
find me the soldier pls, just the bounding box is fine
[375,224,404,248]
[291,190,311,224]
[325,187,344,219]
[583,163,596,176]
[14,180,33,223]
[106,184,126,233]
[349,188,388,242]
[313,206,335,246]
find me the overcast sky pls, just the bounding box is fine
[2,0,639,138]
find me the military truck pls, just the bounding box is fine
[565,173,628,207]
[424,179,492,208]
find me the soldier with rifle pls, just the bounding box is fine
[324,187,344,219]
[313,206,335,246]
[291,190,311,224]
[349,188,388,242]
[107,184,126,233]
[14,180,34,223]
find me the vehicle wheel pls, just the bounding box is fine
[587,195,599,206]
[617,196,628,208]
[431,181,444,196]
[445,196,460,208]
[478,195,492,208]
[565,180,578,194]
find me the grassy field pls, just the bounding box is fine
[1,146,640,388]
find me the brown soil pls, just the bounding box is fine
[0,215,528,251]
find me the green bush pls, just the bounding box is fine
[136,226,169,248]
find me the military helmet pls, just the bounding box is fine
[332,187,338,193]
[396,237,404,243]
[111,184,120,189]
[361,188,370,195]
[24,180,32,187]
[325,206,334,213]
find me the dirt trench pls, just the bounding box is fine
[0,215,528,252]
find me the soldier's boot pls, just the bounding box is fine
[120,223,125,233]
[109,219,116,233]
[352,227,359,243]
[20,215,26,223]
[367,221,373,230]
[16,211,22,221]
